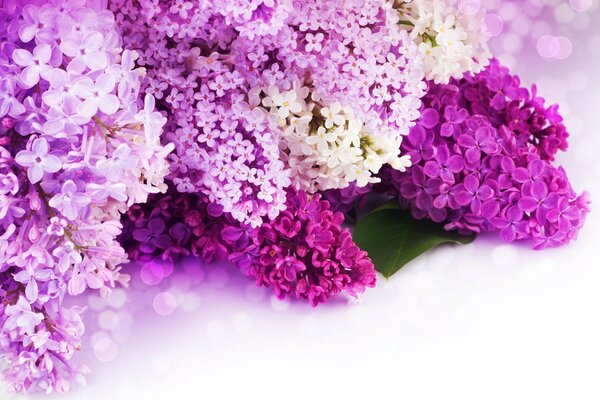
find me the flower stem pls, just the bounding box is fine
[35,183,56,218]
[93,116,115,139]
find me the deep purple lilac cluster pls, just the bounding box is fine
[120,188,376,307]
[460,59,570,161]
[322,183,373,214]
[384,59,590,249]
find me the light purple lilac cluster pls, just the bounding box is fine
[0,0,171,394]
[384,59,590,249]
[120,188,376,307]
[109,0,426,227]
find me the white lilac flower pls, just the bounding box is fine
[321,102,346,129]
[396,0,492,84]
[264,84,412,193]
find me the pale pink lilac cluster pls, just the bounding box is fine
[0,0,171,394]
[110,0,428,226]
[384,59,590,248]
[120,188,376,307]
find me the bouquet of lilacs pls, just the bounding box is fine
[0,0,172,393]
[0,0,591,395]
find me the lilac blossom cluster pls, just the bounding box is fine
[394,0,492,84]
[0,0,591,396]
[0,0,171,394]
[120,188,377,307]
[110,0,427,227]
[384,59,590,249]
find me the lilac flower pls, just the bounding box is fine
[15,137,62,184]
[518,181,558,225]
[3,297,44,336]
[1,1,171,394]
[120,188,377,307]
[276,256,306,282]
[132,218,172,254]
[401,125,436,164]
[454,174,493,214]
[12,44,53,88]
[42,69,80,109]
[60,31,108,71]
[547,197,581,233]
[135,94,168,144]
[513,159,545,184]
[423,145,464,183]
[112,0,425,226]
[75,74,120,117]
[399,166,441,211]
[17,4,53,43]
[68,263,105,296]
[48,180,91,220]
[322,182,372,214]
[96,143,138,177]
[170,0,193,19]
[457,126,500,163]
[463,59,570,161]
[0,80,26,118]
[305,32,324,53]
[12,265,53,302]
[52,242,83,273]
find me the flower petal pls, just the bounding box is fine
[41,155,62,173]
[33,44,52,64]
[97,94,120,115]
[518,196,538,213]
[457,134,476,148]
[32,137,48,156]
[12,49,34,67]
[25,279,39,302]
[15,151,35,167]
[27,164,44,184]
[20,65,40,88]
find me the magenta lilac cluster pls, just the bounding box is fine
[384,59,590,248]
[120,188,376,307]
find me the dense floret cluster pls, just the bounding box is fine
[0,0,171,393]
[110,0,427,226]
[395,0,492,83]
[384,59,590,248]
[120,188,377,307]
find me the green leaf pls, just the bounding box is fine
[353,202,475,278]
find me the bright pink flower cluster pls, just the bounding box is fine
[121,188,377,307]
